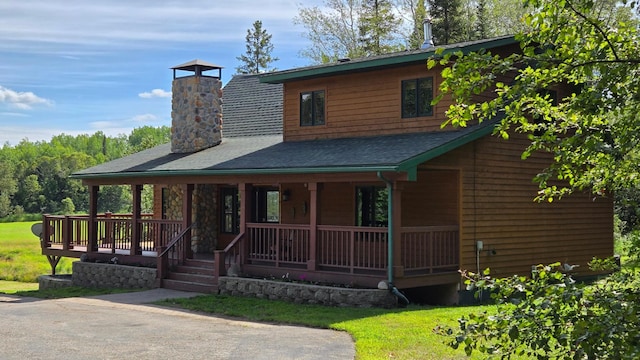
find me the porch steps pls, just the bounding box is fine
[161,259,218,294]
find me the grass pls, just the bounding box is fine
[0,221,73,282]
[158,294,492,360]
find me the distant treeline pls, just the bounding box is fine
[0,126,170,218]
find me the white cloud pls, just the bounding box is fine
[131,114,158,122]
[0,86,53,110]
[139,89,171,99]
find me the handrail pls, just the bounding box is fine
[223,231,245,253]
[159,223,195,258]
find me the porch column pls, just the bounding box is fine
[182,184,194,258]
[307,182,318,271]
[87,185,99,252]
[392,181,404,278]
[238,183,251,264]
[130,184,142,255]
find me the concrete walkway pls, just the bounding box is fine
[0,289,355,360]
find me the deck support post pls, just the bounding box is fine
[87,185,99,253]
[182,184,194,259]
[307,182,318,271]
[130,184,142,255]
[391,181,404,278]
[238,183,251,265]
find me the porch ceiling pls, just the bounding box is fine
[71,121,496,181]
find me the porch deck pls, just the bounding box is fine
[42,214,460,289]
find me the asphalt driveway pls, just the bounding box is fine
[0,289,355,360]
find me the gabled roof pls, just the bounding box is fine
[71,121,496,180]
[260,35,516,83]
[222,74,283,137]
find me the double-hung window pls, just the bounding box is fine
[402,77,434,118]
[300,90,325,126]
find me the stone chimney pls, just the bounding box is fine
[170,59,224,153]
[421,18,434,49]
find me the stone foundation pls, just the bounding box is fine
[218,277,397,308]
[72,262,157,290]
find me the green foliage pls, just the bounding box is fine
[358,0,402,55]
[235,20,279,74]
[428,0,465,45]
[0,126,170,217]
[433,0,640,201]
[441,264,640,359]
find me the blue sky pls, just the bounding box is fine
[0,0,323,146]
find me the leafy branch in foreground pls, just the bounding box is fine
[437,263,640,359]
[430,0,640,201]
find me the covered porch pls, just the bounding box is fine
[42,170,462,290]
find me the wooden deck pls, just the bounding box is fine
[42,214,460,289]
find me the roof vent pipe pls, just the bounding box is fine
[421,18,434,49]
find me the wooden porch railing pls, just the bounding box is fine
[317,225,388,273]
[156,223,194,281]
[42,214,181,255]
[401,226,459,273]
[246,223,311,267]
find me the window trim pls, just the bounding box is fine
[401,77,434,118]
[300,89,326,127]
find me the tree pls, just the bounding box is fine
[0,161,17,217]
[358,0,402,55]
[236,20,278,74]
[431,0,640,357]
[427,0,465,45]
[295,0,366,63]
[401,0,428,49]
[431,0,640,201]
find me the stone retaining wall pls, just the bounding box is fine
[38,275,73,290]
[219,277,397,308]
[72,262,157,289]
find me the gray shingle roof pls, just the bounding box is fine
[222,74,283,137]
[72,122,495,179]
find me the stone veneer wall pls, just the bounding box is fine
[192,184,218,253]
[72,262,157,289]
[162,184,218,253]
[171,75,223,153]
[218,277,398,308]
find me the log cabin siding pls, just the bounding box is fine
[424,132,613,278]
[402,170,459,226]
[283,64,455,141]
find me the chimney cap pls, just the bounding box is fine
[171,59,223,79]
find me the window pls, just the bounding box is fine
[253,188,280,223]
[300,90,325,126]
[355,186,388,227]
[402,77,433,118]
[221,187,240,234]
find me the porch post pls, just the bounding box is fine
[392,181,404,278]
[307,182,318,271]
[182,184,194,259]
[87,185,99,252]
[130,184,142,255]
[238,183,251,263]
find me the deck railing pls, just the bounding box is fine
[43,215,459,276]
[247,223,311,266]
[317,225,388,273]
[401,226,459,273]
[42,214,180,254]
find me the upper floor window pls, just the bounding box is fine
[402,77,433,118]
[300,90,325,126]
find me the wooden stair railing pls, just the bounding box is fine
[213,231,245,283]
[156,223,194,282]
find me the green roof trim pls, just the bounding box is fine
[260,36,516,84]
[397,121,498,172]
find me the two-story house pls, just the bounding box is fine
[42,36,613,305]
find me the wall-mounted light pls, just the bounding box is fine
[282,189,291,201]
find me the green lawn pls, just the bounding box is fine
[0,221,73,282]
